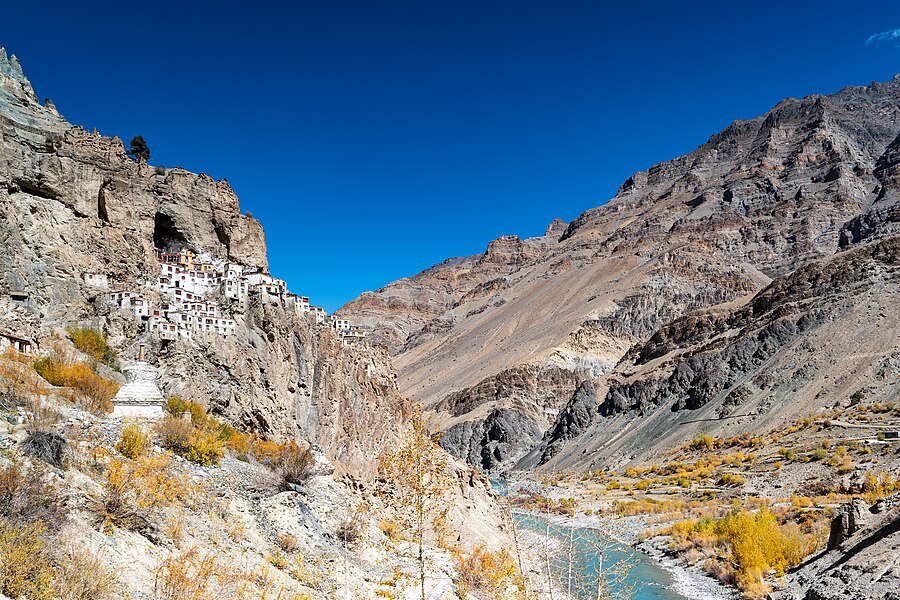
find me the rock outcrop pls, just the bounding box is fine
[775,495,900,600]
[539,234,900,470]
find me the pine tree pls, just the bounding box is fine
[127,135,151,162]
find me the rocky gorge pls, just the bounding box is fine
[338,72,900,598]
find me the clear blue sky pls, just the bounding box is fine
[3,1,899,311]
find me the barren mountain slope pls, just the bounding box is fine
[340,75,900,470]
[531,232,900,472]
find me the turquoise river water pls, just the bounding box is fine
[514,514,691,600]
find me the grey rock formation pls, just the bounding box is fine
[432,364,583,470]
[777,496,899,600]
[530,380,597,466]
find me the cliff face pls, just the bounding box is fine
[0,51,404,481]
[339,75,900,471]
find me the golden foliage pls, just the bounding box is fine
[377,405,453,542]
[379,519,402,541]
[33,347,118,414]
[0,519,54,599]
[452,545,521,599]
[156,414,224,467]
[66,326,118,368]
[665,508,822,597]
[116,423,150,459]
[93,454,196,533]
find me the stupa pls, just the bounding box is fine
[111,342,166,418]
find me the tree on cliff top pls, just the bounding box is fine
[127,135,150,162]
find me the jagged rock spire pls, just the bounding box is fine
[0,47,38,102]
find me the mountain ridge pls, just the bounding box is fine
[338,73,900,472]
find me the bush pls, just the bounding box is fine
[116,424,150,460]
[277,533,299,554]
[21,431,68,468]
[690,434,717,451]
[811,447,827,461]
[379,519,401,541]
[65,326,118,368]
[52,543,121,600]
[91,459,140,534]
[0,519,54,600]
[718,473,746,487]
[253,439,314,487]
[453,545,520,599]
[0,463,66,529]
[183,430,225,467]
[91,455,195,534]
[156,415,224,467]
[33,349,118,414]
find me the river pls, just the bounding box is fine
[514,513,692,600]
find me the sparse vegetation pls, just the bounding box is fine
[452,545,520,599]
[156,413,224,467]
[378,405,454,598]
[665,508,822,597]
[66,326,118,368]
[33,347,118,414]
[21,431,68,468]
[127,135,150,162]
[116,423,150,460]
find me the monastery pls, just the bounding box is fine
[104,248,367,346]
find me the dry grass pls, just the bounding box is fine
[253,439,315,488]
[152,547,305,600]
[91,454,196,534]
[0,463,66,528]
[21,431,68,468]
[379,519,402,541]
[0,347,48,410]
[52,542,121,600]
[0,518,54,599]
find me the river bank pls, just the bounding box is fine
[509,509,736,600]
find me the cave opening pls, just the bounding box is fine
[153,212,187,250]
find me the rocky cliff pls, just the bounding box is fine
[339,74,900,472]
[0,49,403,481]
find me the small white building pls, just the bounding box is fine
[128,296,151,318]
[83,273,109,289]
[223,277,249,300]
[342,328,368,347]
[310,306,326,325]
[331,316,351,331]
[0,332,34,354]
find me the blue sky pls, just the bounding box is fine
[3,1,899,311]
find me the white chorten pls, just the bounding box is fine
[111,343,166,418]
